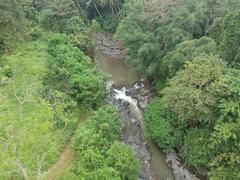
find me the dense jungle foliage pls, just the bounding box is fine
[117,0,240,179]
[0,0,135,179]
[0,0,240,179]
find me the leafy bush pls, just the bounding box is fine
[208,166,240,180]
[72,106,121,153]
[71,106,139,179]
[182,128,212,167]
[208,122,240,166]
[161,37,218,78]
[45,34,106,108]
[47,33,70,56]
[106,142,139,180]
[217,68,240,122]
[101,15,119,32]
[86,106,122,142]
[220,10,240,65]
[39,0,86,34]
[29,26,43,40]
[144,98,185,149]
[116,0,224,78]
[162,54,227,125]
[42,89,77,129]
[81,167,121,180]
[64,16,87,34]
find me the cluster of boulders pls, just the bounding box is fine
[106,80,201,180]
[97,34,127,59]
[106,80,154,180]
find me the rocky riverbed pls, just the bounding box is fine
[96,33,200,180]
[106,80,200,180]
[106,80,154,180]
[96,34,127,59]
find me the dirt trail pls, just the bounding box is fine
[45,113,89,179]
[46,142,73,180]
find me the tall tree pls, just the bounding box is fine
[220,10,240,65]
[0,0,30,51]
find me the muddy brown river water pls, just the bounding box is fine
[94,41,174,180]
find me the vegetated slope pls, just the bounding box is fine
[46,112,89,179]
[46,142,72,180]
[0,41,63,179]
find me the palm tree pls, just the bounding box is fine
[86,0,105,22]
[100,0,123,18]
[72,0,88,23]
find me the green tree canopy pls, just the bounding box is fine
[117,0,225,78]
[220,10,240,65]
[143,98,185,149]
[161,36,218,78]
[0,0,31,52]
[72,106,139,179]
[44,33,106,108]
[162,54,227,125]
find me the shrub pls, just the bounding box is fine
[106,142,139,180]
[162,54,227,125]
[144,98,185,149]
[45,34,106,108]
[182,128,212,167]
[72,106,139,179]
[161,37,218,78]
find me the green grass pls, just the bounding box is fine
[0,41,63,179]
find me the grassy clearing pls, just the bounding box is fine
[0,41,63,179]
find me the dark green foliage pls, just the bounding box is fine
[86,106,122,142]
[116,0,224,78]
[224,0,240,11]
[0,0,31,52]
[100,15,119,32]
[75,0,124,32]
[144,99,185,149]
[72,106,139,179]
[44,34,106,108]
[29,26,43,40]
[39,0,87,34]
[0,0,30,35]
[161,56,240,177]
[220,10,240,65]
[42,89,77,128]
[106,142,139,180]
[217,68,240,122]
[161,37,218,78]
[182,129,212,167]
[208,122,240,179]
[0,57,12,84]
[207,17,223,45]
[162,55,227,125]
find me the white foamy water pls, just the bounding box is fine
[114,88,138,108]
[114,87,143,122]
[113,86,199,180]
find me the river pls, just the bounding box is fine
[94,34,174,180]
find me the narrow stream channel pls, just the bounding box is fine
[94,34,174,180]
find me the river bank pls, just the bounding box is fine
[95,33,200,180]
